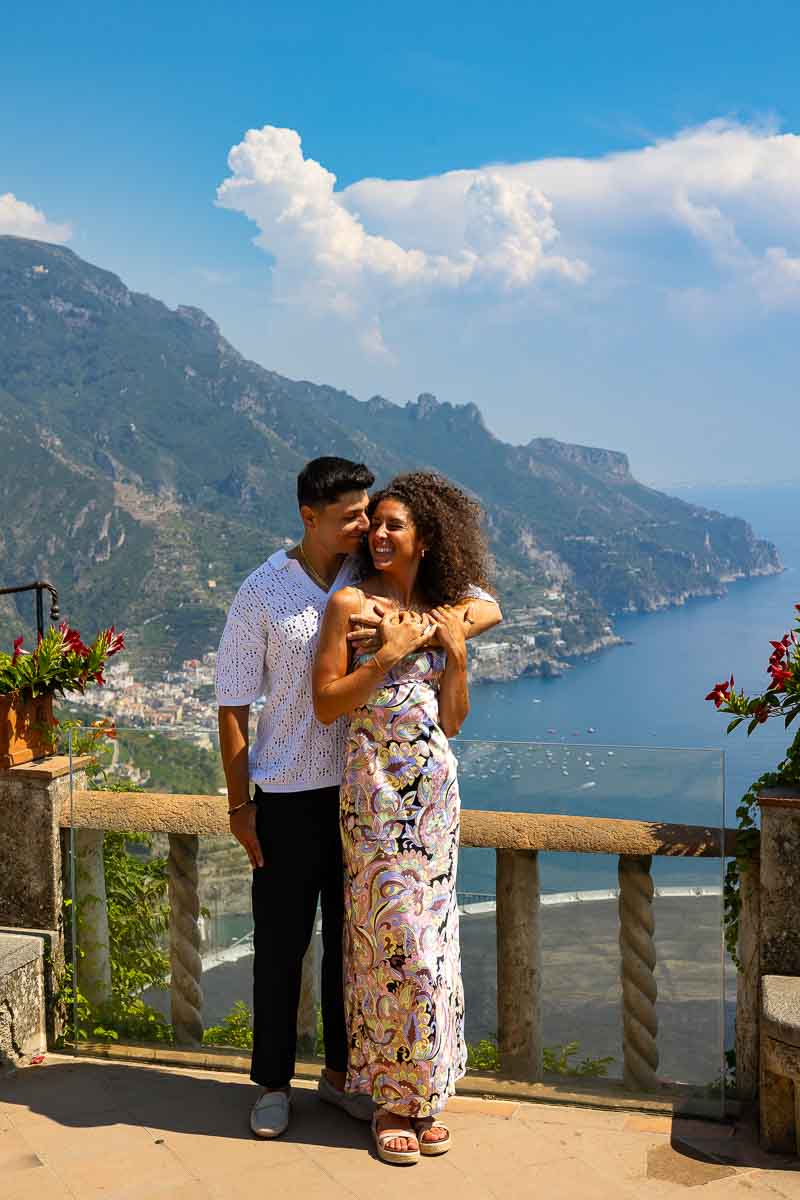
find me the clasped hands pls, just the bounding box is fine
[348,602,471,664]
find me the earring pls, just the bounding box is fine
[421,549,426,558]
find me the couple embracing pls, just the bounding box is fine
[215,456,500,1166]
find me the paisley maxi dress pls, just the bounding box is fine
[340,646,467,1118]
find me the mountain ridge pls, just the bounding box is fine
[0,235,781,676]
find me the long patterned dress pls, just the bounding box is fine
[340,647,467,1118]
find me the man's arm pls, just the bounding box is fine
[218,703,263,869]
[347,595,502,650]
[459,597,502,638]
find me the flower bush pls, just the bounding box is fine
[0,623,125,701]
[706,603,800,963]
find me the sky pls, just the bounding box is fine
[3,1,800,486]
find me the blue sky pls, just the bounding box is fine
[4,2,800,485]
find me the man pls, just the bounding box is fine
[215,456,501,1139]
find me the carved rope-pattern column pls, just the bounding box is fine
[618,853,658,1091]
[168,833,204,1045]
[496,848,542,1080]
[74,828,112,1008]
[736,854,761,1101]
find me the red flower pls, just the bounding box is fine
[93,671,105,686]
[60,622,90,657]
[705,677,733,708]
[103,626,125,657]
[11,636,24,665]
[768,664,793,691]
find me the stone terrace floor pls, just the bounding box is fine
[3,1056,800,1199]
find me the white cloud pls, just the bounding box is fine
[0,193,71,243]
[218,120,800,357]
[214,119,800,485]
[216,126,587,345]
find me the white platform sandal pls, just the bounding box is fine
[414,1117,452,1156]
[371,1113,420,1165]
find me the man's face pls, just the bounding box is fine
[305,489,371,556]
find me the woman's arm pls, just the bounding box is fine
[432,606,470,737]
[313,589,437,725]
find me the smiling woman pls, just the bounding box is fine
[311,469,498,1162]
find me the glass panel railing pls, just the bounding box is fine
[454,739,725,1115]
[65,729,726,1116]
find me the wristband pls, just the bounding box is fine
[228,798,255,816]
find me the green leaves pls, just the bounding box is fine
[1,624,125,702]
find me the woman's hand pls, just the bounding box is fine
[430,605,467,665]
[376,610,438,669]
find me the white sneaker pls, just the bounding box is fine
[250,1089,291,1138]
[317,1072,375,1122]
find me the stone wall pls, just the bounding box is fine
[0,933,46,1072]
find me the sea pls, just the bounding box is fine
[455,483,800,900]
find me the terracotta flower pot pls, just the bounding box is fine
[0,694,56,768]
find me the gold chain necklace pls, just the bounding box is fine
[297,539,334,592]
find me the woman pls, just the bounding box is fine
[313,471,493,1165]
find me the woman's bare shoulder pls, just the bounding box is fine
[327,586,365,615]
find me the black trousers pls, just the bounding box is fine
[250,784,348,1088]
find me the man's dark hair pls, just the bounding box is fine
[297,457,375,509]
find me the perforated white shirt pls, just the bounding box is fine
[214,550,357,793]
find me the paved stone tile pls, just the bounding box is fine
[205,1156,358,1200]
[6,1166,67,1200]
[751,1167,800,1199]
[695,1169,794,1197]
[54,1143,196,1199]
[467,1155,640,1200]
[624,1114,674,1134]
[141,1184,215,1200]
[12,1114,156,1166]
[162,1127,307,1176]
[645,1142,740,1188]
[511,1100,629,1131]
[447,1096,520,1119]
[0,1125,45,1171]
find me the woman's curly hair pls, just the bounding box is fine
[358,471,494,606]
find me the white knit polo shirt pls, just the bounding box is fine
[214,550,357,792]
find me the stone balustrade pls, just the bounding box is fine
[55,784,747,1095]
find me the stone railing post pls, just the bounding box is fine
[758,792,800,976]
[297,927,320,1055]
[736,852,761,1101]
[618,853,659,1091]
[496,848,542,1080]
[74,829,112,1009]
[0,755,89,1043]
[757,790,800,1148]
[168,832,204,1045]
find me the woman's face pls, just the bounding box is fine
[368,498,424,573]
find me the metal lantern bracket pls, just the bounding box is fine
[0,581,60,640]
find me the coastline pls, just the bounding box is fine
[470,562,785,685]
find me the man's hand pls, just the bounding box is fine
[346,603,386,654]
[230,802,264,870]
[431,605,468,664]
